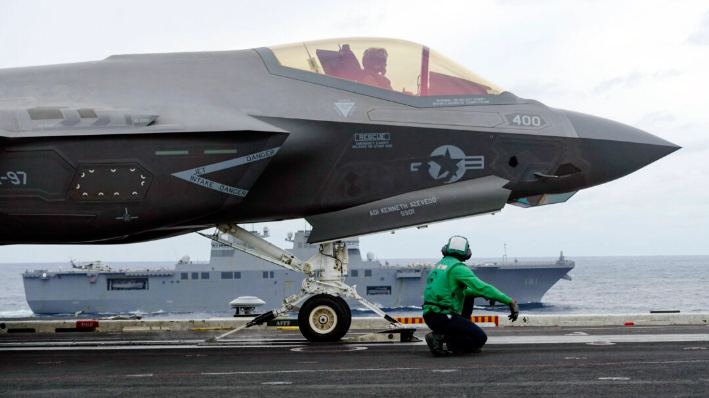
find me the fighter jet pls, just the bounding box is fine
[0,38,678,340]
[0,37,678,245]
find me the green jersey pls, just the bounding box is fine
[423,256,512,316]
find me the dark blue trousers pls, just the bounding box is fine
[423,297,487,352]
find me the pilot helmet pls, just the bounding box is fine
[362,47,388,71]
[441,235,472,261]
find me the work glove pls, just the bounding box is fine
[508,301,519,322]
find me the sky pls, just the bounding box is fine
[0,0,707,262]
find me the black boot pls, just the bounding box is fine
[425,332,448,357]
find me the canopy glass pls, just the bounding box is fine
[269,38,504,96]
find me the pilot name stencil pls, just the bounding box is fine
[369,196,437,218]
[172,147,279,197]
[352,132,392,149]
[410,145,484,183]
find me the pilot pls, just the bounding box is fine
[423,236,519,356]
[359,47,393,90]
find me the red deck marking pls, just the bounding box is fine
[470,316,498,326]
[395,316,498,326]
[76,320,99,329]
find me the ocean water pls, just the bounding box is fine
[2,256,708,319]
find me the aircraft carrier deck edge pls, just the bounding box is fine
[1,313,707,335]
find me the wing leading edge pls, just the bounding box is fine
[0,106,286,138]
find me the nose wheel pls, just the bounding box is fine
[298,294,351,342]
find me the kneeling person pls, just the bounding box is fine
[423,236,519,356]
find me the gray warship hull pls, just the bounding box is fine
[23,232,574,314]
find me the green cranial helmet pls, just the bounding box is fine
[441,235,472,261]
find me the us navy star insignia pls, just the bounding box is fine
[410,145,484,183]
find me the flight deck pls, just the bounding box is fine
[1,316,708,397]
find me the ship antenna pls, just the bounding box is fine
[503,243,508,262]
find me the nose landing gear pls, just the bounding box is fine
[199,224,402,343]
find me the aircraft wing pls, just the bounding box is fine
[0,102,289,245]
[0,105,286,138]
[305,176,511,244]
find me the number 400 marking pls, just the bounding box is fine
[512,115,542,127]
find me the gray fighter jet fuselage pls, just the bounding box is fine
[0,38,679,245]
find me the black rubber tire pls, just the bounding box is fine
[298,294,350,342]
[333,295,352,333]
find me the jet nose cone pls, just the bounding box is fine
[565,109,681,148]
[563,110,680,185]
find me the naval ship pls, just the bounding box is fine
[22,229,574,314]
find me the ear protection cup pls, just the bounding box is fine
[442,237,472,261]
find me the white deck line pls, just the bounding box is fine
[1,313,708,334]
[487,333,709,345]
[2,333,709,351]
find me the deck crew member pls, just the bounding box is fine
[423,236,519,356]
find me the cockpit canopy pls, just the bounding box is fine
[269,38,504,97]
